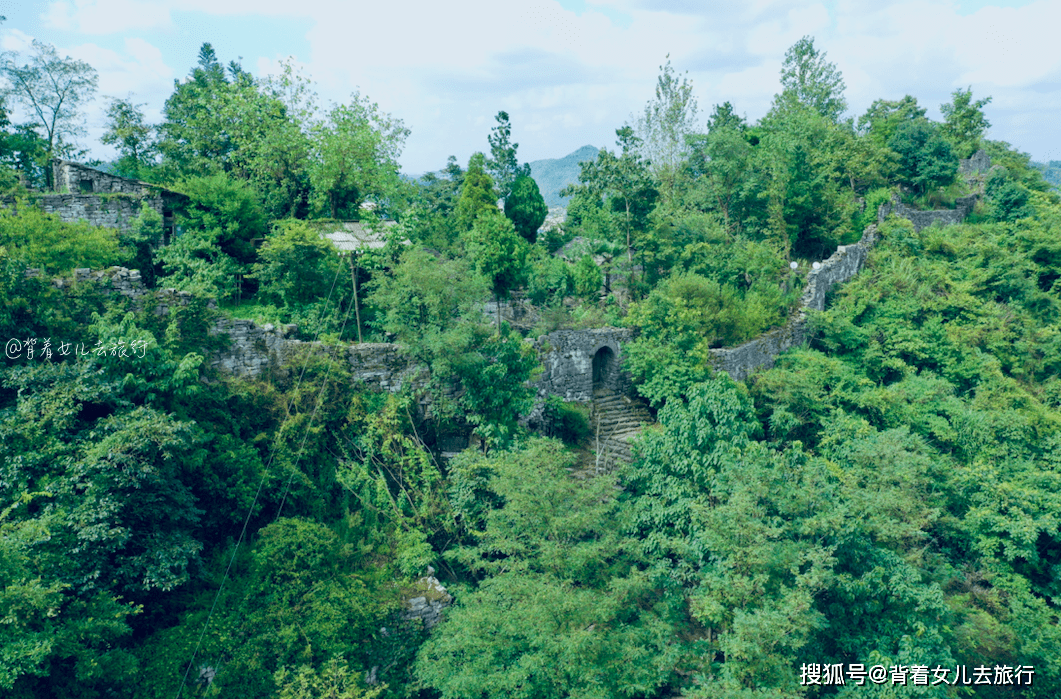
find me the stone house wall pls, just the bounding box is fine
[37,160,184,239]
[36,193,165,235]
[52,160,151,195]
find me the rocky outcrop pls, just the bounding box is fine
[959,149,992,177]
[402,569,452,630]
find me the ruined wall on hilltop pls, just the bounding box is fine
[37,193,165,235]
[708,224,880,382]
[531,327,634,403]
[877,194,977,232]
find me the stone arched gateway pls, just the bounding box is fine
[591,344,616,392]
[530,328,632,403]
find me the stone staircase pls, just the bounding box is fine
[587,388,654,473]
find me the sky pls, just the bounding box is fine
[1,0,1059,175]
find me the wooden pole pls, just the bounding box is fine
[350,253,363,344]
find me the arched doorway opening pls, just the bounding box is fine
[592,346,615,391]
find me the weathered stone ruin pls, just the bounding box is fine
[6,160,186,241]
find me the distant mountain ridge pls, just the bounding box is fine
[528,145,599,207]
[1033,161,1061,190]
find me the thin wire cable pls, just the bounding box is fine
[272,258,359,522]
[174,256,348,698]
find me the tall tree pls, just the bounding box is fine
[705,101,745,134]
[887,119,957,196]
[562,128,657,299]
[308,95,409,219]
[463,210,528,332]
[940,86,991,158]
[101,97,157,179]
[454,152,499,231]
[634,55,699,178]
[159,45,317,218]
[1,39,98,183]
[685,125,757,232]
[486,110,529,200]
[503,173,547,244]
[857,95,926,148]
[776,36,847,122]
[608,127,658,295]
[158,43,255,175]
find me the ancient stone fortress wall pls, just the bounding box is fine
[959,149,992,177]
[52,160,145,195]
[5,160,184,237]
[708,225,880,382]
[708,151,990,382]
[530,327,633,403]
[876,194,977,233]
[38,147,988,398]
[36,266,420,389]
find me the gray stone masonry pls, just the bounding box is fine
[877,194,977,233]
[402,570,453,630]
[874,150,990,233]
[33,266,422,389]
[531,327,633,404]
[708,224,880,382]
[53,160,151,195]
[959,149,992,177]
[208,318,299,376]
[37,192,165,235]
[6,160,185,238]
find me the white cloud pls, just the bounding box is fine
[0,29,35,53]
[42,0,173,34]
[12,0,1061,169]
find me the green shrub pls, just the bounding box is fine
[573,254,603,300]
[543,395,592,445]
[0,205,124,273]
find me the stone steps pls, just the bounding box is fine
[585,388,654,473]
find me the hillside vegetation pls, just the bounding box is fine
[2,36,1060,698]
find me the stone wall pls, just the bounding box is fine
[708,225,880,382]
[959,149,992,177]
[876,194,976,233]
[36,193,165,235]
[32,267,418,392]
[53,160,150,195]
[401,570,452,630]
[203,319,417,390]
[531,327,634,403]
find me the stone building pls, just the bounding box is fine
[42,160,186,242]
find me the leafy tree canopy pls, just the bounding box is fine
[454,152,499,231]
[0,39,98,178]
[940,86,992,158]
[887,119,958,196]
[503,173,548,244]
[776,35,847,122]
[101,97,157,180]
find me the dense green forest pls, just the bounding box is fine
[2,35,1060,698]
